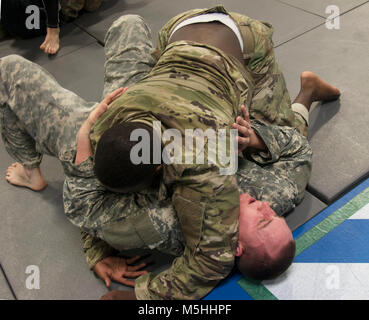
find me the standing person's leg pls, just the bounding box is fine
[0,55,96,190]
[102,15,156,98]
[40,0,61,55]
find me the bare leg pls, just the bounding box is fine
[5,163,47,191]
[40,27,60,55]
[294,71,341,110]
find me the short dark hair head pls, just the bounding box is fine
[94,122,160,192]
[236,238,296,281]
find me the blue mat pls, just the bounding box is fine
[204,177,369,300]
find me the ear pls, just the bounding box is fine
[236,242,244,257]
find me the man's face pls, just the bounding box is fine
[236,193,293,259]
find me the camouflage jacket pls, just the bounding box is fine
[151,5,307,135]
[64,6,311,300]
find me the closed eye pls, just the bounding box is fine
[257,219,272,228]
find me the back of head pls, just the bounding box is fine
[236,236,296,281]
[94,122,159,192]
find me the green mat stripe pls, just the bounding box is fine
[295,187,369,256]
[237,186,369,300]
[238,277,277,300]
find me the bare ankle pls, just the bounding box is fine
[300,72,316,93]
[47,27,60,35]
[6,163,47,191]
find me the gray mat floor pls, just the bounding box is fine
[0,0,368,299]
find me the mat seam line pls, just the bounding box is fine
[275,0,327,19]
[276,0,369,20]
[307,171,369,205]
[72,22,105,46]
[0,263,17,300]
[274,0,369,49]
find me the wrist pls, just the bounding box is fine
[78,122,92,135]
[249,129,266,150]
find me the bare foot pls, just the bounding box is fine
[40,27,60,55]
[5,163,47,191]
[301,71,341,103]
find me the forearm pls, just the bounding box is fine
[63,167,168,255]
[244,120,302,163]
[75,125,92,165]
[238,122,312,214]
[81,231,117,269]
[248,128,267,150]
[63,172,141,232]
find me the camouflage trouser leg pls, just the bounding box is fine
[237,15,308,137]
[102,15,156,99]
[0,100,42,169]
[0,55,96,168]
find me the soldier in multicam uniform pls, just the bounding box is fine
[0,6,340,300]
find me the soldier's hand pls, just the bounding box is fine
[233,105,252,153]
[102,87,129,107]
[86,87,128,128]
[75,87,128,165]
[93,255,147,288]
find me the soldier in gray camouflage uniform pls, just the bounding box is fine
[0,10,339,300]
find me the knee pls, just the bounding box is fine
[1,54,27,65]
[105,14,148,44]
[110,14,145,30]
[0,54,29,72]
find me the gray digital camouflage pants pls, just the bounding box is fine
[0,15,155,168]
